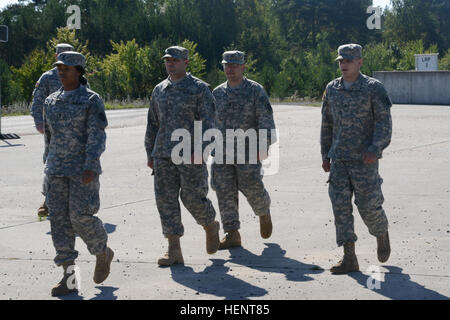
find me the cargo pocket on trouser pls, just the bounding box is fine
[69,175,107,256]
[87,176,101,216]
[67,175,102,232]
[46,176,70,221]
[351,162,387,237]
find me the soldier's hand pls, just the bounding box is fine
[82,170,95,185]
[322,159,331,172]
[148,159,154,169]
[35,124,44,134]
[363,152,377,165]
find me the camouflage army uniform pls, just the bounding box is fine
[32,44,74,131]
[44,84,108,266]
[145,73,217,237]
[321,72,392,247]
[31,44,74,205]
[31,68,63,131]
[211,75,276,233]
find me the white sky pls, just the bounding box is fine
[1,0,392,10]
[373,0,392,8]
[0,0,21,10]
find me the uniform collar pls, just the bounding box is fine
[53,85,89,102]
[162,73,192,91]
[335,73,364,91]
[226,77,248,91]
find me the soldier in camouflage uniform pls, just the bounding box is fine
[321,44,392,274]
[31,43,74,218]
[43,52,114,296]
[145,46,220,266]
[211,51,276,249]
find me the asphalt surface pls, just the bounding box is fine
[0,104,449,300]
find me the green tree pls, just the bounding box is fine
[182,39,206,79]
[383,0,449,54]
[47,27,90,62]
[89,38,206,101]
[396,40,438,70]
[361,42,399,75]
[0,59,21,106]
[438,50,450,70]
[272,0,374,49]
[9,49,53,102]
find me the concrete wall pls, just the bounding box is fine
[373,71,450,105]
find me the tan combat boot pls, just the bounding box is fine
[93,247,114,284]
[259,214,272,239]
[51,261,78,297]
[330,242,360,274]
[203,221,220,254]
[37,202,48,218]
[377,231,391,263]
[158,235,184,267]
[218,230,242,250]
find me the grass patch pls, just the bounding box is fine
[1,111,29,117]
[104,103,148,110]
[1,102,30,117]
[270,100,322,107]
[1,101,149,117]
[1,97,320,117]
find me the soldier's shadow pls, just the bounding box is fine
[170,259,268,300]
[57,291,84,300]
[56,286,119,300]
[228,243,324,282]
[348,266,450,300]
[90,286,119,300]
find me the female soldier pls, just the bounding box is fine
[43,51,114,297]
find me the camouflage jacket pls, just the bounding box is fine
[212,78,276,162]
[43,86,108,176]
[321,73,392,162]
[145,73,215,160]
[31,68,62,128]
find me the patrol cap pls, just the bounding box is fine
[222,51,245,65]
[55,43,75,54]
[162,46,189,60]
[53,51,86,69]
[335,44,363,61]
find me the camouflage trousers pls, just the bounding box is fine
[328,160,389,247]
[211,162,271,233]
[154,158,216,237]
[46,175,108,266]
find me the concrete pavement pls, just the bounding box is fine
[0,104,449,300]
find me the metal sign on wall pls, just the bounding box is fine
[414,54,439,71]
